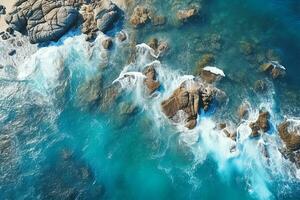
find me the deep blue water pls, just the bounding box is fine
[0,0,300,199]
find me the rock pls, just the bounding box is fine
[218,123,226,130]
[119,102,138,115]
[223,129,237,141]
[6,27,14,35]
[6,0,80,43]
[0,5,6,15]
[100,84,120,112]
[152,15,166,26]
[130,6,150,27]
[176,6,199,21]
[278,121,300,152]
[8,49,16,56]
[254,80,267,93]
[196,34,222,52]
[200,66,225,84]
[238,102,250,119]
[1,32,10,40]
[117,31,127,41]
[143,65,160,94]
[102,38,113,49]
[161,79,216,129]
[249,110,270,137]
[95,1,120,33]
[196,54,215,74]
[261,61,286,79]
[147,38,168,55]
[239,41,254,55]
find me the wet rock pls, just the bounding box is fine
[1,32,10,40]
[100,85,120,112]
[254,80,268,93]
[95,1,120,32]
[6,27,14,35]
[176,6,199,21]
[249,110,270,137]
[143,65,160,94]
[117,31,127,41]
[8,49,16,56]
[239,41,254,56]
[77,75,103,111]
[130,6,150,27]
[261,61,286,79]
[102,38,113,49]
[218,123,227,130]
[152,15,166,26]
[278,121,300,152]
[147,38,168,55]
[196,53,215,74]
[266,49,281,62]
[119,102,138,115]
[6,0,80,43]
[0,5,6,15]
[200,66,225,84]
[223,129,237,141]
[161,79,216,129]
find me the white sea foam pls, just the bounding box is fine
[203,66,225,77]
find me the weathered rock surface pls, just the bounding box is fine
[102,37,113,49]
[176,6,199,21]
[147,38,168,56]
[196,53,214,74]
[130,6,150,27]
[254,80,268,93]
[261,61,286,79]
[278,121,300,152]
[249,110,270,137]
[237,102,250,120]
[5,0,122,43]
[143,65,160,94]
[161,79,216,129]
[278,120,300,168]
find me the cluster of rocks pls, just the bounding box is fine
[261,61,286,79]
[249,110,270,137]
[129,5,166,27]
[278,121,300,168]
[143,65,160,95]
[4,0,123,43]
[147,38,168,56]
[161,80,217,129]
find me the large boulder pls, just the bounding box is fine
[261,61,286,79]
[176,6,199,21]
[6,0,80,43]
[161,79,216,129]
[143,65,160,94]
[278,121,300,152]
[249,110,270,137]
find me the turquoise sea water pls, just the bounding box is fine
[0,0,300,199]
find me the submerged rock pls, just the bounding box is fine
[143,65,160,94]
[239,41,254,56]
[152,15,166,26]
[147,38,168,56]
[176,6,199,21]
[117,31,127,41]
[195,53,215,74]
[254,80,268,93]
[249,110,270,137]
[237,102,250,119]
[130,6,150,27]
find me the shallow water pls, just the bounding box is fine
[0,0,300,199]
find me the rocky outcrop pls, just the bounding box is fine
[147,38,168,56]
[161,80,216,129]
[278,121,300,151]
[5,0,80,43]
[261,61,286,79]
[237,102,250,120]
[249,110,270,137]
[195,53,214,74]
[176,6,199,21]
[102,37,113,49]
[143,65,160,94]
[254,80,268,93]
[130,6,150,27]
[278,121,300,168]
[5,0,122,43]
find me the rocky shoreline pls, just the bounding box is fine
[0,0,300,175]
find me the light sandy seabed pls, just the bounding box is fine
[0,0,14,31]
